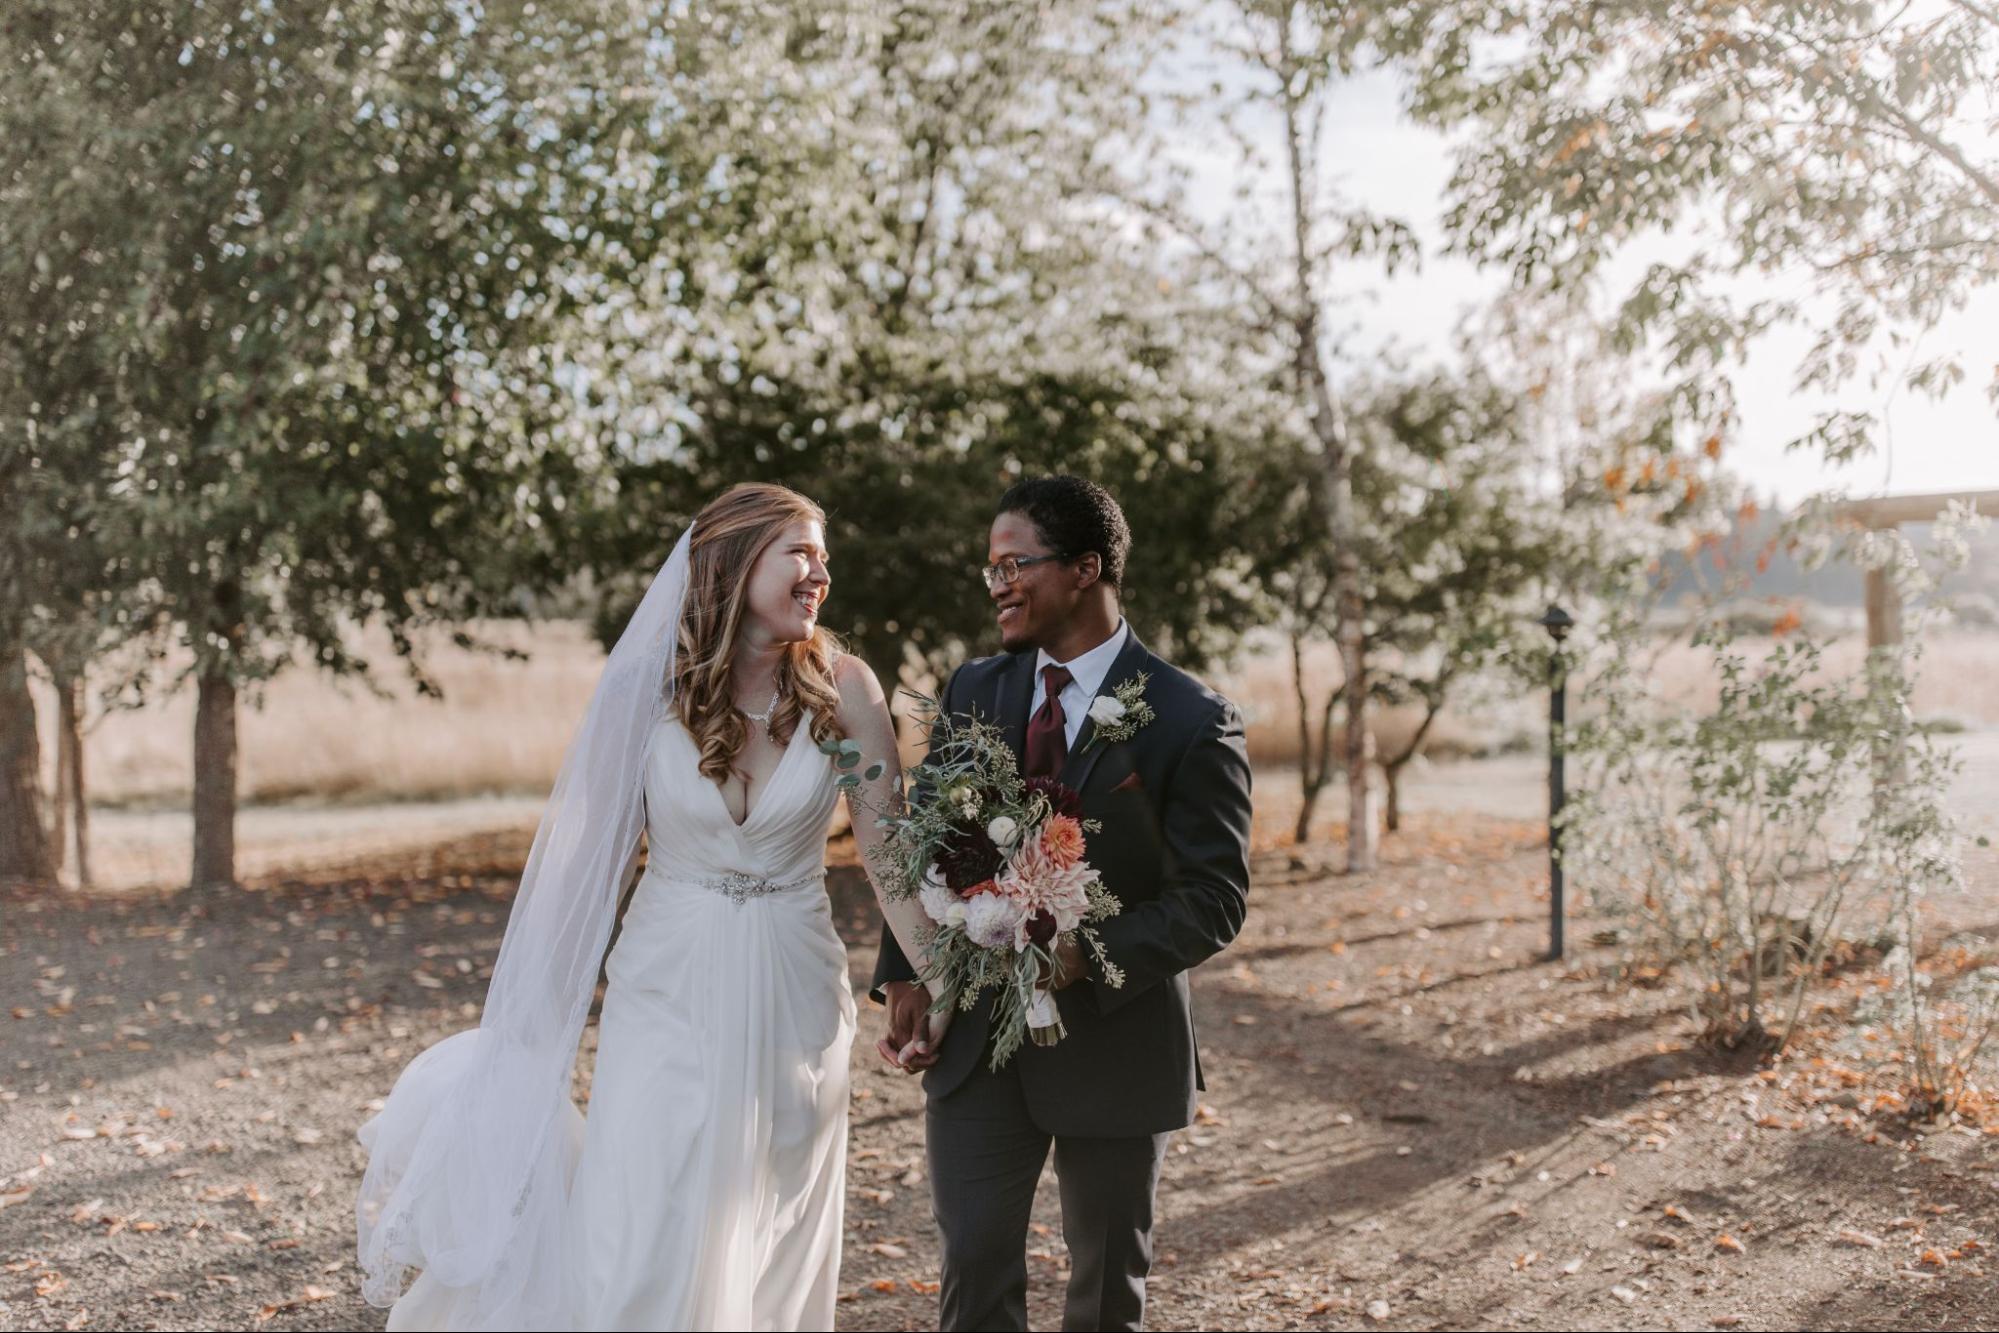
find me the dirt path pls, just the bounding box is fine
[4,816,1996,1331]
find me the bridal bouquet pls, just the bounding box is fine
[872,699,1124,1069]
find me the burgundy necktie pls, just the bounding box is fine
[1024,664,1073,781]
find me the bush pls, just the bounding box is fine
[1562,578,1966,1064]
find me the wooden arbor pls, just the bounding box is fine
[1833,489,1999,647]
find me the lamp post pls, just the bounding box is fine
[1537,605,1574,962]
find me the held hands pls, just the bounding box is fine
[877,942,1078,1074]
[878,981,950,1072]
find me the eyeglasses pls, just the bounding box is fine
[980,553,1068,591]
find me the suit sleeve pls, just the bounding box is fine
[867,664,966,1004]
[1089,697,1253,1016]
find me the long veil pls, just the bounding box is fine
[355,526,693,1328]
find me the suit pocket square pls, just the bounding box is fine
[1112,771,1144,794]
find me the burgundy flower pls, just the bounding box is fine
[1023,777,1082,819]
[1025,909,1057,947]
[937,821,1002,893]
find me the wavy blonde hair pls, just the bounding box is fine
[674,483,845,787]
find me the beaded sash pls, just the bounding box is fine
[700,870,822,906]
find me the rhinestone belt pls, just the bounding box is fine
[701,870,822,906]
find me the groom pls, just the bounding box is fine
[872,475,1254,1332]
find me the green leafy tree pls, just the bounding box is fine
[1428,0,1999,469]
[1132,0,1438,871]
[4,1,736,887]
[1265,368,1556,842]
[586,2,1286,687]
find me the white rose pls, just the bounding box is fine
[986,814,1020,848]
[1088,696,1127,726]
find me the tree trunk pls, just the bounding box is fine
[1294,779,1324,845]
[1290,631,1321,844]
[1380,697,1443,841]
[1338,600,1375,870]
[49,685,68,875]
[191,665,237,890]
[0,644,54,883]
[54,668,89,889]
[1277,24,1374,873]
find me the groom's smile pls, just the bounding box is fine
[987,511,1069,653]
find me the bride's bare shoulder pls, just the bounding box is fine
[831,651,886,715]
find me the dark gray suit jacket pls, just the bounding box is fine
[871,626,1253,1137]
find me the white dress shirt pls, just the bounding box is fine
[1029,619,1129,749]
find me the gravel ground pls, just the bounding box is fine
[4,814,1998,1331]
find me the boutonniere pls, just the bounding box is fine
[1082,672,1155,749]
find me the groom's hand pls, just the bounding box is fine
[1041,937,1086,991]
[878,981,940,1071]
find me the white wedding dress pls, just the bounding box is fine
[381,713,856,1331]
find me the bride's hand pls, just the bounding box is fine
[895,994,953,1069]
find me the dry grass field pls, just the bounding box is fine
[32,623,1551,814]
[28,622,607,811]
[27,619,1999,821]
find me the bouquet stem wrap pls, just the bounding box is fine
[1026,986,1066,1046]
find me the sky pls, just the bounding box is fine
[1152,42,1999,509]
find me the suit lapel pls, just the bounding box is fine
[996,651,1036,769]
[1059,629,1149,796]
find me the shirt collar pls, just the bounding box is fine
[1035,618,1128,703]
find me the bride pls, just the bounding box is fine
[355,483,944,1330]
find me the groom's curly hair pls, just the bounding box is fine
[997,475,1131,588]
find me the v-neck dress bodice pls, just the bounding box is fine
[637,714,845,895]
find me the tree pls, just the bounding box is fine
[1130,0,1436,872]
[1265,367,1558,843]
[625,357,1289,680]
[5,1,737,887]
[585,3,1288,686]
[1428,0,1999,470]
[1356,374,1559,834]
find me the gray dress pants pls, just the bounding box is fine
[925,1054,1171,1332]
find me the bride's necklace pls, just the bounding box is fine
[740,686,781,732]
